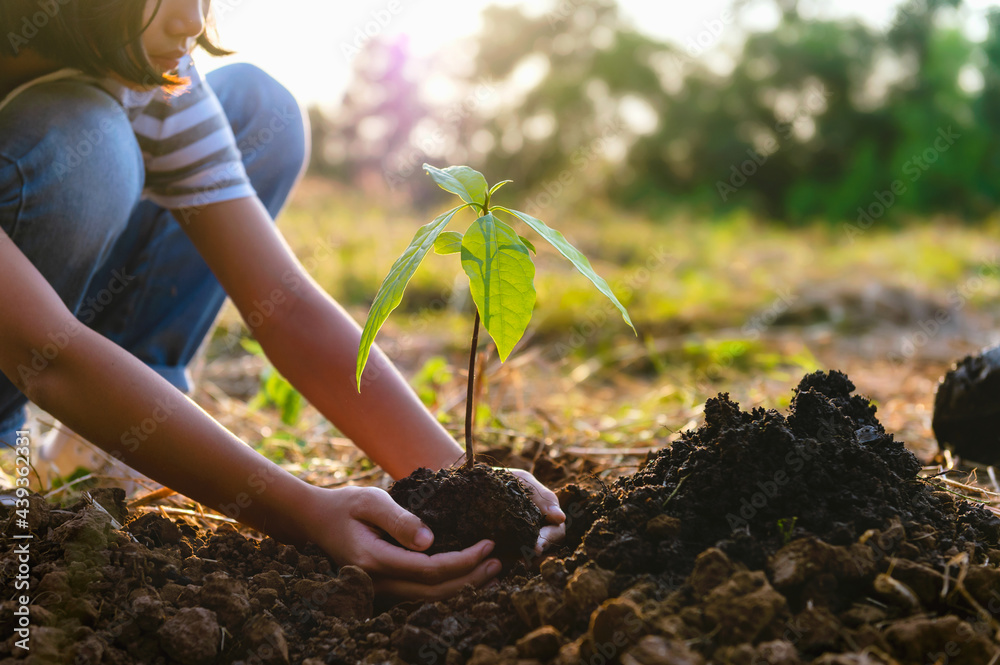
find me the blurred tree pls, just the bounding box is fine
[308,0,999,222]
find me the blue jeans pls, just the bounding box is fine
[0,64,309,444]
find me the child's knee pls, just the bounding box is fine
[0,80,143,262]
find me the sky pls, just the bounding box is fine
[195,0,1000,108]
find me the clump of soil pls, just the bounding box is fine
[387,464,542,565]
[4,370,1000,664]
[562,369,999,580]
[933,344,1000,463]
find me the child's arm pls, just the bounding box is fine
[177,196,566,544]
[0,227,500,599]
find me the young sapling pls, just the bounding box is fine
[355,164,634,560]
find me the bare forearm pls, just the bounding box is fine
[258,287,464,479]
[21,327,315,545]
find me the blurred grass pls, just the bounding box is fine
[248,178,1000,343]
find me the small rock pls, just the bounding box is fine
[688,548,735,598]
[565,564,614,613]
[540,557,568,587]
[621,635,704,665]
[70,635,105,665]
[701,570,788,645]
[885,615,996,665]
[811,654,889,665]
[242,615,289,665]
[28,626,69,661]
[588,598,645,647]
[644,515,681,540]
[251,569,287,597]
[51,507,111,554]
[467,644,501,665]
[326,565,374,621]
[511,579,569,629]
[786,606,839,653]
[158,607,219,665]
[35,571,72,605]
[132,593,165,633]
[198,572,251,632]
[253,587,279,610]
[750,640,801,665]
[516,626,563,660]
[553,638,583,665]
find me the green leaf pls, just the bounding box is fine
[423,164,488,208]
[240,338,264,357]
[460,213,536,362]
[356,204,468,390]
[280,390,302,426]
[488,180,513,197]
[498,206,636,333]
[434,231,464,255]
[518,235,536,254]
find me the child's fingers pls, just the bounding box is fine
[536,523,567,553]
[353,487,435,551]
[508,469,565,523]
[365,538,495,584]
[373,555,502,600]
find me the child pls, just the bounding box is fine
[0,0,565,600]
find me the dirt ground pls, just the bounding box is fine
[5,370,1000,664]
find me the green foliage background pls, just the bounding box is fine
[308,0,1000,223]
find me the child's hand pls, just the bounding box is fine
[300,485,500,600]
[505,468,567,553]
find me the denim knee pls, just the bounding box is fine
[0,80,143,312]
[207,63,310,217]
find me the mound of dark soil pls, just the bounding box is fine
[4,370,1000,664]
[387,464,542,565]
[563,370,999,579]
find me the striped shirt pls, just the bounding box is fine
[0,55,255,210]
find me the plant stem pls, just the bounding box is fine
[464,310,481,469]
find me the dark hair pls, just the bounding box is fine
[0,0,231,88]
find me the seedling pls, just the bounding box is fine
[356,164,635,467]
